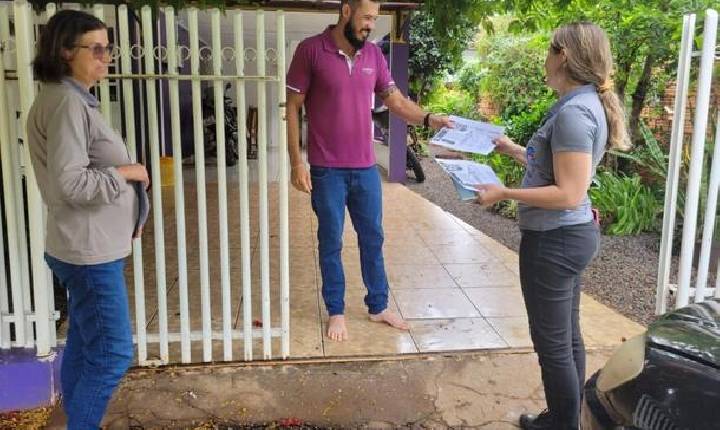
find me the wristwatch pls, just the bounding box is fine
[423,112,432,128]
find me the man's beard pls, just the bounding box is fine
[344,20,367,50]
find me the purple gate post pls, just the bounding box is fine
[0,348,62,412]
[387,14,411,183]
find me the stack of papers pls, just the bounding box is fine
[133,182,150,237]
[436,159,503,201]
[430,116,505,155]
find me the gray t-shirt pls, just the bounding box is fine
[518,85,607,231]
[27,78,139,264]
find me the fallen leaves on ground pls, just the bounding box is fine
[0,408,51,430]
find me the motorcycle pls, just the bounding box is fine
[200,83,239,166]
[371,106,425,183]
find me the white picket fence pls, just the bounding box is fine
[0,0,291,366]
[656,9,719,313]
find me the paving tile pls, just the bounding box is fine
[394,289,480,319]
[387,264,458,290]
[410,318,507,352]
[444,263,520,288]
[431,244,498,264]
[486,317,533,348]
[464,287,527,318]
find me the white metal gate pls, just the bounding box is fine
[656,9,719,313]
[0,0,290,366]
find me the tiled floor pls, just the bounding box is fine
[123,166,645,364]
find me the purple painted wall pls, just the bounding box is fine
[388,34,410,183]
[0,348,62,412]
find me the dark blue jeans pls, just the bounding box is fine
[310,166,388,316]
[45,254,133,430]
[519,222,600,430]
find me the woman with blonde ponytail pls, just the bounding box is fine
[474,22,629,430]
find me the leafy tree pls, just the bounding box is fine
[506,0,718,145]
[409,0,518,102]
[408,8,477,102]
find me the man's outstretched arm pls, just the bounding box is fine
[380,86,452,130]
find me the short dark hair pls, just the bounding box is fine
[33,10,106,82]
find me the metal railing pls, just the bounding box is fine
[656,9,719,314]
[0,0,291,366]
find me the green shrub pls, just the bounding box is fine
[424,85,479,120]
[611,122,668,187]
[589,171,661,235]
[471,152,524,188]
[504,93,556,146]
[457,62,485,102]
[475,33,553,120]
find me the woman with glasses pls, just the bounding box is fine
[27,10,148,429]
[475,22,630,430]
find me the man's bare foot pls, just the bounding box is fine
[369,309,409,330]
[327,315,349,341]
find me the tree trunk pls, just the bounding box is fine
[615,58,633,104]
[417,78,430,105]
[629,54,655,146]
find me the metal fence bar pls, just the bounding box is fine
[210,8,233,362]
[709,111,720,300]
[656,14,696,315]
[188,8,213,362]
[141,5,169,362]
[43,2,57,350]
[118,4,148,365]
[0,4,21,349]
[676,9,718,309]
[14,0,51,355]
[0,134,6,349]
[256,11,272,359]
[140,328,282,343]
[276,11,290,359]
[234,10,253,362]
[3,72,277,81]
[7,1,31,349]
[107,74,277,81]
[693,11,719,302]
[165,6,191,363]
[696,111,720,302]
[0,184,6,348]
[92,4,111,124]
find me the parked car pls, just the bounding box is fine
[581,298,720,429]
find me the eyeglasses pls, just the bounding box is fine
[75,44,113,59]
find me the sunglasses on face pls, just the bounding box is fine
[75,43,113,59]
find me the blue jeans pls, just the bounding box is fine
[45,254,133,430]
[310,166,388,316]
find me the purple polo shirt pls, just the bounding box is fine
[287,26,395,168]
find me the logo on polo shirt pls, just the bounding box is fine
[361,67,375,75]
[527,146,536,161]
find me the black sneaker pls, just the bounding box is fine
[519,409,553,429]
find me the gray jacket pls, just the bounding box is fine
[27,78,138,265]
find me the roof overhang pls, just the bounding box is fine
[243,0,422,12]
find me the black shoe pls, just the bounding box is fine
[519,409,553,430]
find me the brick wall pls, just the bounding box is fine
[643,81,720,145]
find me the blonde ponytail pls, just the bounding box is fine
[552,22,631,151]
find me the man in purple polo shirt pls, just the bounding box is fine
[286,0,451,342]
